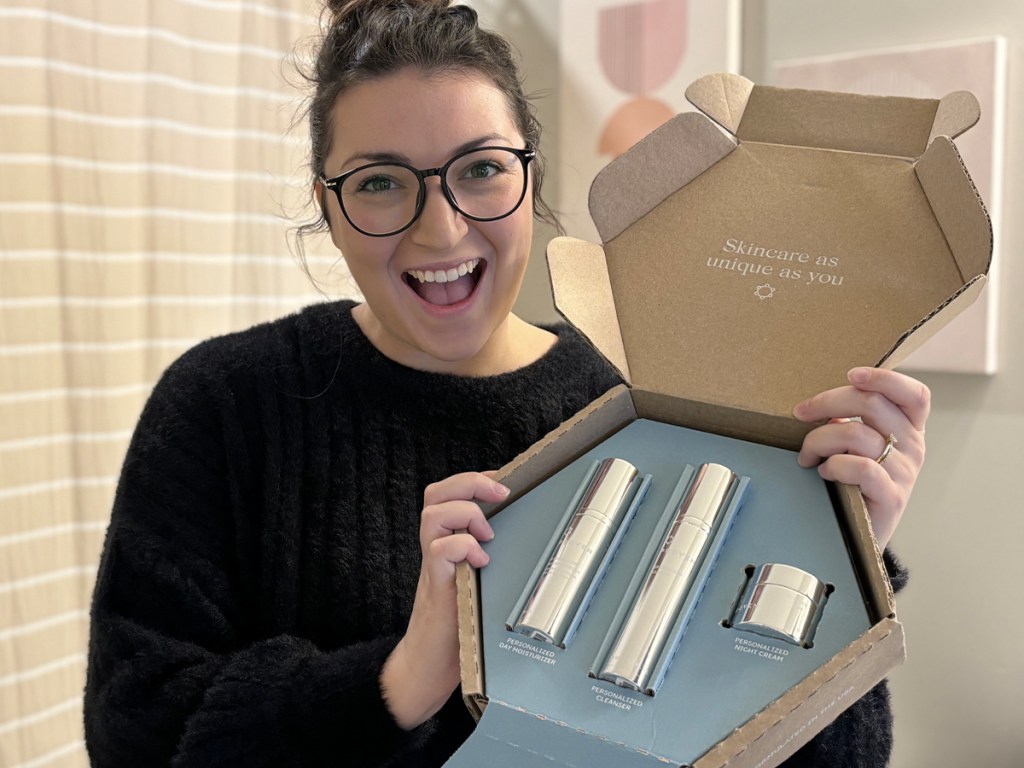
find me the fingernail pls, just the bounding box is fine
[792,401,808,417]
[848,367,870,385]
[494,482,510,498]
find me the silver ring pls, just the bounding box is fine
[875,433,898,464]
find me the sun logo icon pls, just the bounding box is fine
[754,284,776,300]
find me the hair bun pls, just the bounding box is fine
[323,0,452,28]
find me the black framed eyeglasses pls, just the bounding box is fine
[320,145,535,237]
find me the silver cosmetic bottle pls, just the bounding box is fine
[599,462,738,692]
[514,457,639,646]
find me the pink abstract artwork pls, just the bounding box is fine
[598,0,688,92]
[560,0,739,239]
[775,39,1007,374]
[597,0,688,157]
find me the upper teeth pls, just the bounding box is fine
[407,258,480,284]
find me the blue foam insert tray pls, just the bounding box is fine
[466,419,871,766]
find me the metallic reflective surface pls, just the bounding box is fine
[733,563,829,646]
[599,463,738,692]
[514,457,639,646]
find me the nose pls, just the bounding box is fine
[408,177,468,249]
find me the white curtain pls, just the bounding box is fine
[0,1,346,764]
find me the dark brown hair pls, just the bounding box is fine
[295,0,557,256]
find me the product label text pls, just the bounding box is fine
[734,636,790,662]
[590,684,644,712]
[498,637,557,666]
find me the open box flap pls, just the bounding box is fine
[588,112,737,244]
[685,73,980,159]
[930,90,983,144]
[547,84,990,448]
[914,136,993,282]
[547,237,631,383]
[879,276,988,369]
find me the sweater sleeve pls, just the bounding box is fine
[782,680,894,768]
[780,549,908,767]
[882,548,909,593]
[84,344,431,768]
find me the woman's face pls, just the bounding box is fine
[321,68,535,375]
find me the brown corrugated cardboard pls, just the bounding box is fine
[457,73,991,767]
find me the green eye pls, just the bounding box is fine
[359,175,396,193]
[469,162,499,179]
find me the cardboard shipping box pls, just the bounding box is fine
[453,73,991,768]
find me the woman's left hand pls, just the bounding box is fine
[793,367,930,550]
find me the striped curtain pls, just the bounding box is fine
[0,2,347,765]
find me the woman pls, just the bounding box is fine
[84,2,927,766]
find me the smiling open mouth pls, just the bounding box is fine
[404,258,483,307]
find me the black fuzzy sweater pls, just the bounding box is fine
[84,300,905,767]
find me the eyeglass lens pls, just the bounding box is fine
[339,148,527,236]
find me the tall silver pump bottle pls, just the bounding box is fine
[514,457,639,646]
[599,462,738,692]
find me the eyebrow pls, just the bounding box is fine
[339,133,514,170]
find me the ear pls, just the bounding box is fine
[315,180,331,231]
[318,181,348,252]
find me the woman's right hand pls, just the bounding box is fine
[379,471,508,729]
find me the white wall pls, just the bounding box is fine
[477,1,1024,765]
[746,5,1023,765]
